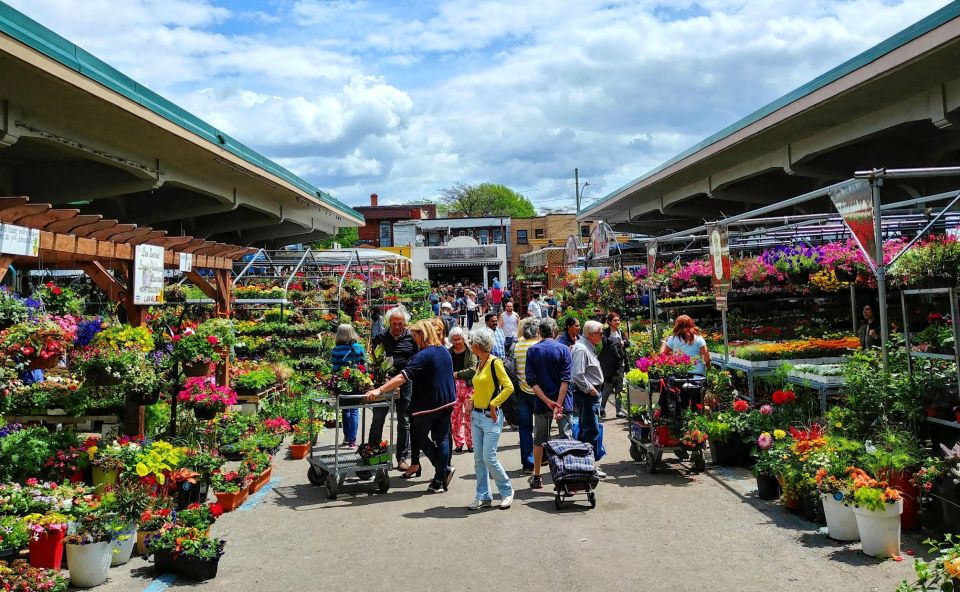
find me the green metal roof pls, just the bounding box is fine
[0,1,363,223]
[583,0,960,218]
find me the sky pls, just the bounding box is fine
[5,0,954,212]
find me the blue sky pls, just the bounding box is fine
[5,0,953,211]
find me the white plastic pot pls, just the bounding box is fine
[110,523,137,566]
[852,499,903,558]
[67,541,111,588]
[820,493,859,541]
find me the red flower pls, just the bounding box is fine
[209,503,224,519]
[172,334,182,342]
[343,368,350,378]
[358,364,366,373]
[52,287,62,295]
[207,335,219,345]
[732,399,749,413]
[929,312,943,324]
[20,345,34,356]
[772,390,796,405]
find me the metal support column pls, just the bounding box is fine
[870,177,890,370]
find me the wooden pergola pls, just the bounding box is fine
[0,196,258,434]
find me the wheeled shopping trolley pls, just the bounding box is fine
[305,393,394,499]
[627,375,707,474]
[542,438,599,509]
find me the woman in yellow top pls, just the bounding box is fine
[467,327,515,510]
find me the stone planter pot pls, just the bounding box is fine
[66,541,112,588]
[821,493,859,541]
[110,522,137,566]
[853,499,903,558]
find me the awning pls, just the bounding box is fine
[424,260,502,268]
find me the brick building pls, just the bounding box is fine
[510,214,593,273]
[353,194,437,248]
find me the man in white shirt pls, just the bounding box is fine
[571,320,606,478]
[527,293,542,318]
[500,300,520,354]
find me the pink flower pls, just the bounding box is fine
[25,477,38,486]
[757,433,773,450]
[760,404,773,415]
[172,334,181,342]
[207,335,219,345]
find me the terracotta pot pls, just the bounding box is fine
[249,467,272,494]
[289,443,310,460]
[27,356,59,370]
[214,490,247,512]
[28,528,66,570]
[183,362,212,377]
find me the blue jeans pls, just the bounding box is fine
[342,408,359,444]
[471,411,513,500]
[574,389,600,451]
[370,381,412,462]
[412,409,453,486]
[515,392,535,470]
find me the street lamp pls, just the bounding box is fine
[576,180,589,213]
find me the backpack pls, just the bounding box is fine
[490,354,520,427]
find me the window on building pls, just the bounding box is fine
[534,228,545,239]
[516,229,528,245]
[580,225,590,238]
[458,230,467,237]
[428,233,440,246]
[379,221,392,247]
[493,229,503,244]
[479,230,489,244]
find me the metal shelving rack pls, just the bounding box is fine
[900,287,960,388]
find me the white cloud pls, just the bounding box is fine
[3,0,954,210]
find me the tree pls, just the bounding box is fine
[313,226,358,249]
[439,183,536,218]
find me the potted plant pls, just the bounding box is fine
[0,515,30,563]
[761,245,823,285]
[231,367,278,396]
[33,282,84,317]
[137,505,172,556]
[211,470,249,512]
[88,438,141,492]
[0,289,29,330]
[172,319,236,376]
[177,378,237,421]
[289,422,321,460]
[890,233,960,288]
[243,451,272,494]
[174,502,223,535]
[181,448,225,502]
[814,442,861,541]
[45,445,89,484]
[147,525,225,581]
[635,352,694,393]
[326,365,374,397]
[64,514,122,588]
[848,467,903,558]
[22,512,69,570]
[752,432,782,501]
[0,317,72,370]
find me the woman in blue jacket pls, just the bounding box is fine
[331,323,367,448]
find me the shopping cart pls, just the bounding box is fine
[627,374,707,474]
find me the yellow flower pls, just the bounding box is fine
[773,429,787,440]
[87,445,98,460]
[834,422,843,428]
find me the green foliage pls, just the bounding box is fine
[841,349,921,435]
[314,226,359,249]
[0,426,54,482]
[897,534,960,591]
[232,368,278,392]
[851,486,886,512]
[439,182,536,218]
[146,526,225,560]
[0,515,30,550]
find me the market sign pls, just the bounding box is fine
[565,235,578,266]
[829,179,878,269]
[428,246,497,260]
[590,224,609,260]
[707,224,732,295]
[647,240,657,271]
[0,224,40,257]
[715,294,728,312]
[179,252,193,273]
[133,244,166,305]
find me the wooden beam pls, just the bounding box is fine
[111,228,152,243]
[0,255,13,283]
[127,230,166,246]
[183,241,215,254]
[150,236,194,249]
[185,270,217,300]
[0,204,49,223]
[45,214,102,233]
[72,220,117,238]
[89,224,135,240]
[18,209,78,228]
[78,261,127,304]
[0,197,28,210]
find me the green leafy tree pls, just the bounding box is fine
[440,183,536,218]
[314,226,358,249]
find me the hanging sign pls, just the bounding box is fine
[179,252,193,273]
[590,224,609,260]
[565,235,578,266]
[0,224,40,257]
[715,294,728,312]
[647,240,658,272]
[829,179,878,269]
[133,244,166,305]
[708,224,732,295]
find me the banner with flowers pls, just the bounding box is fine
[828,179,878,271]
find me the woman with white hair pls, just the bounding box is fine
[448,327,477,453]
[466,327,515,510]
[331,323,367,448]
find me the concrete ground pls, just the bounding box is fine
[95,415,920,592]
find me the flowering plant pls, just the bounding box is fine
[0,562,69,592]
[771,389,796,405]
[134,441,186,485]
[146,524,226,561]
[680,428,708,450]
[761,244,823,274]
[670,259,712,287]
[86,437,142,472]
[848,467,901,512]
[0,515,30,550]
[44,446,88,479]
[21,512,70,537]
[0,317,72,366]
[211,470,249,494]
[327,365,373,395]
[172,319,236,366]
[33,282,84,317]
[93,324,154,352]
[140,507,173,531]
[177,378,237,410]
[731,399,749,413]
[890,233,960,286]
[174,503,223,530]
[262,417,291,436]
[731,257,779,287]
[241,451,271,477]
[291,420,323,445]
[635,352,694,378]
[0,289,29,328]
[74,317,105,347]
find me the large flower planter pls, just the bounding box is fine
[214,490,247,512]
[129,389,161,406]
[820,493,859,541]
[932,478,960,534]
[66,541,112,588]
[787,271,810,285]
[888,471,920,531]
[27,356,59,370]
[249,467,272,494]
[193,406,220,421]
[0,547,21,563]
[91,467,120,493]
[183,362,212,377]
[28,528,66,569]
[174,481,203,510]
[154,551,220,581]
[853,499,903,558]
[110,522,137,566]
[136,530,157,556]
[289,443,310,459]
[756,473,781,500]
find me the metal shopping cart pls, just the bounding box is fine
[627,374,707,474]
[305,393,394,499]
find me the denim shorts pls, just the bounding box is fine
[533,412,572,445]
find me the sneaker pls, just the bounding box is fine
[468,499,492,510]
[529,475,543,489]
[595,469,608,479]
[616,410,628,419]
[500,494,514,509]
[427,481,446,493]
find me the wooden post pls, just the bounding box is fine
[214,269,232,387]
[0,255,14,283]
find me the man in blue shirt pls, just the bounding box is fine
[524,317,573,489]
[484,312,506,358]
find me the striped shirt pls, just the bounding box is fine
[513,337,539,395]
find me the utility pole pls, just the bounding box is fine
[575,168,580,214]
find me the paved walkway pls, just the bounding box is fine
[97,416,918,592]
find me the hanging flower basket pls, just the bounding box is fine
[129,389,162,406]
[183,362,212,378]
[787,272,809,285]
[87,367,122,386]
[834,268,856,282]
[193,405,221,421]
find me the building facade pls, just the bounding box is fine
[409,236,508,287]
[510,214,594,272]
[354,194,437,248]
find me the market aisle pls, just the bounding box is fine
[97,416,916,592]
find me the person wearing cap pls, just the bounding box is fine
[441,301,457,334]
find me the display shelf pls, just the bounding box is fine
[909,351,957,361]
[3,414,120,424]
[927,417,960,429]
